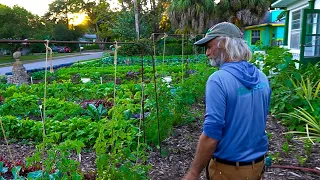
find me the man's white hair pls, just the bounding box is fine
[216,36,252,62]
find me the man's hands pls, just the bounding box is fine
[183,133,218,180]
[183,169,199,180]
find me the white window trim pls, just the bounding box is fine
[288,4,309,50]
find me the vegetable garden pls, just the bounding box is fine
[0,41,319,179]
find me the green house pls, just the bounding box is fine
[244,10,285,50]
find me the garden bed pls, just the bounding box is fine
[1,112,319,179]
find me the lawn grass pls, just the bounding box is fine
[0,53,80,64]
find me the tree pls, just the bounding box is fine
[0,4,39,39]
[167,0,215,34]
[0,4,51,53]
[46,0,84,25]
[53,23,85,41]
[112,10,152,41]
[81,0,116,48]
[214,0,272,28]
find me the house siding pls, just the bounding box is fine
[315,0,320,9]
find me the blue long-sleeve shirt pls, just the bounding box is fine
[203,60,271,162]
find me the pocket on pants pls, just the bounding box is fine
[208,159,228,180]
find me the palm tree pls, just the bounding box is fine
[167,0,215,34]
[214,0,272,29]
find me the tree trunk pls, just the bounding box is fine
[133,0,140,40]
[150,0,157,33]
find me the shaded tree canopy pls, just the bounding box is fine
[168,0,215,34]
[0,4,43,39]
[214,0,272,28]
[45,0,84,25]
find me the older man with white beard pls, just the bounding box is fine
[183,22,271,180]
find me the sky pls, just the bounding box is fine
[0,0,120,16]
[1,0,222,16]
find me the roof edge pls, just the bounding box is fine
[245,23,284,29]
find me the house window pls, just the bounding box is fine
[290,7,307,49]
[251,30,260,45]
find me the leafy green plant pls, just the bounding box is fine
[282,106,320,144]
[86,104,107,121]
[26,139,85,179]
[267,132,272,140]
[11,166,23,180]
[45,97,83,121]
[285,134,293,141]
[262,47,296,76]
[0,93,39,117]
[0,162,8,174]
[281,141,290,155]
[0,162,8,179]
[304,139,313,158]
[296,155,307,166]
[94,103,150,179]
[289,75,320,101]
[269,152,281,163]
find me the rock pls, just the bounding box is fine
[11,51,29,85]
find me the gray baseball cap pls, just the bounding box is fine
[194,22,242,46]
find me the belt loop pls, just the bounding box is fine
[236,162,239,170]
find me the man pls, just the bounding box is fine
[183,22,271,180]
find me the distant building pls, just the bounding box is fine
[79,33,97,43]
[244,10,285,50]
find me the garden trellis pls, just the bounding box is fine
[0,36,211,178]
[2,36,320,178]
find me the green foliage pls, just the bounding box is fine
[112,10,152,40]
[214,0,271,28]
[0,4,38,39]
[45,97,84,121]
[83,44,100,50]
[86,104,107,121]
[269,152,281,163]
[289,75,320,101]
[0,93,83,121]
[31,71,55,80]
[94,103,150,179]
[281,141,289,155]
[11,166,23,180]
[118,39,152,56]
[0,93,39,118]
[29,43,46,53]
[155,38,194,56]
[0,162,8,173]
[304,139,313,158]
[0,54,215,179]
[282,106,320,144]
[26,139,85,179]
[168,0,215,33]
[296,155,307,166]
[261,47,295,76]
[53,23,85,41]
[267,132,273,140]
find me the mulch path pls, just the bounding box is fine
[147,106,320,179]
[1,105,320,179]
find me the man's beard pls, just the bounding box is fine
[209,52,225,67]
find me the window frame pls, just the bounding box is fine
[251,30,261,45]
[290,6,308,50]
